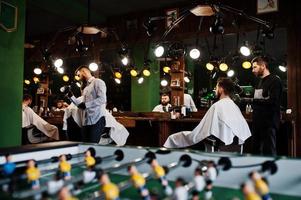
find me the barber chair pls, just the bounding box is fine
[203,136,244,154]
[22,125,49,145]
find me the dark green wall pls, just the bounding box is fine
[0,0,25,147]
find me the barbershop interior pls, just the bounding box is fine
[0,0,301,199]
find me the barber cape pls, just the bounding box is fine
[22,105,59,140]
[164,97,251,148]
[63,97,129,146]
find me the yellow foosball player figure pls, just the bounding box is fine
[26,160,40,190]
[128,165,150,200]
[249,171,272,200]
[150,159,173,195]
[99,173,120,200]
[241,182,262,200]
[59,155,72,180]
[58,186,78,200]
[85,150,96,170]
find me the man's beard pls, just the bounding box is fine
[161,102,169,106]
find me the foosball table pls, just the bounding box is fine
[0,142,300,200]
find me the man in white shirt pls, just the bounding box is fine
[184,93,198,112]
[164,78,251,148]
[152,93,172,112]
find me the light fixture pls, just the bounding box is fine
[279,63,287,72]
[209,14,224,34]
[33,67,42,75]
[74,75,80,81]
[240,42,251,56]
[184,76,190,83]
[121,56,129,66]
[54,58,63,68]
[114,71,122,79]
[89,62,98,71]
[154,45,164,57]
[206,62,214,71]
[57,67,64,74]
[130,68,138,77]
[24,80,30,85]
[114,78,121,84]
[163,66,171,73]
[242,61,252,69]
[137,76,144,84]
[219,62,228,71]
[190,5,216,16]
[33,77,39,83]
[76,82,81,88]
[63,75,69,82]
[160,79,168,87]
[189,48,201,59]
[227,69,235,77]
[142,68,151,77]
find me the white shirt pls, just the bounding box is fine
[184,93,198,112]
[152,104,172,112]
[164,97,251,148]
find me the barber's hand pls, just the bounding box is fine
[78,102,86,110]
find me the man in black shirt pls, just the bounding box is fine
[251,56,282,156]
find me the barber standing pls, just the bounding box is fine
[72,65,107,143]
[251,56,282,156]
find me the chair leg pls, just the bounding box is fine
[240,145,244,155]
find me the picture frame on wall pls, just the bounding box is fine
[257,0,278,14]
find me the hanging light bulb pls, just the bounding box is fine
[24,80,31,85]
[278,65,287,72]
[240,41,251,56]
[154,45,164,57]
[227,69,235,77]
[130,69,138,77]
[63,75,69,82]
[33,67,42,75]
[54,58,63,68]
[74,75,80,81]
[189,48,201,59]
[242,61,252,69]
[114,71,122,79]
[184,76,190,83]
[57,67,64,74]
[33,77,40,83]
[142,68,151,77]
[219,62,228,71]
[160,79,168,87]
[89,62,98,71]
[114,78,121,84]
[163,66,171,73]
[121,56,129,66]
[137,76,144,84]
[206,62,214,71]
[76,82,81,88]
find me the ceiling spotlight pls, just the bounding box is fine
[189,48,201,59]
[209,15,224,34]
[219,62,228,71]
[184,76,190,83]
[114,78,121,84]
[57,67,64,74]
[76,82,81,88]
[163,66,171,73]
[206,62,214,71]
[160,79,168,87]
[240,42,251,56]
[279,65,287,72]
[142,68,151,77]
[137,76,144,84]
[74,75,80,81]
[114,71,122,79]
[130,68,138,77]
[227,69,235,77]
[63,75,69,82]
[154,45,164,57]
[121,56,129,66]
[33,77,40,83]
[33,67,42,75]
[54,58,63,68]
[242,61,252,69]
[89,62,99,71]
[24,80,30,85]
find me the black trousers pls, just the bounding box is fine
[82,117,106,143]
[252,125,277,156]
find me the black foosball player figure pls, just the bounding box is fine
[59,154,72,180]
[1,154,16,192]
[241,182,261,200]
[150,159,173,196]
[249,171,272,200]
[173,177,188,200]
[99,172,120,200]
[128,165,151,200]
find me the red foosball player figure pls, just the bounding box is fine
[128,165,150,200]
[85,150,96,170]
[99,173,120,200]
[150,159,173,196]
[241,182,261,200]
[26,160,40,190]
[249,171,272,200]
[59,155,72,180]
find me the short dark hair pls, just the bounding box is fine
[217,77,234,95]
[251,56,269,69]
[23,94,32,101]
[75,65,90,74]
